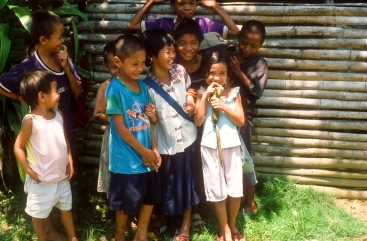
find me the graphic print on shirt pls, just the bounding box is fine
[126,102,150,131]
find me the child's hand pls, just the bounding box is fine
[152,148,162,169]
[185,99,196,117]
[186,88,197,100]
[230,56,242,77]
[144,103,156,118]
[142,149,160,172]
[199,0,218,8]
[58,45,69,69]
[210,97,225,111]
[29,170,41,183]
[204,82,221,99]
[148,0,166,3]
[66,162,74,180]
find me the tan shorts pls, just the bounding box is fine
[24,175,72,218]
[201,146,243,202]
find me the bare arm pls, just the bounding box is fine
[127,0,166,31]
[14,117,40,182]
[58,45,81,98]
[58,110,75,180]
[112,114,159,171]
[193,82,219,126]
[185,95,196,117]
[200,0,240,35]
[94,81,110,124]
[145,103,158,124]
[150,124,161,169]
[210,91,244,126]
[0,88,25,102]
[230,56,251,91]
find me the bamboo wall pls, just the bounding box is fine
[76,1,367,199]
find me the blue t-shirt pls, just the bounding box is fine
[106,77,152,174]
[0,51,80,142]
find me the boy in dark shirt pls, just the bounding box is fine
[0,10,81,241]
[230,20,268,216]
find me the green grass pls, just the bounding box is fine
[1,165,366,241]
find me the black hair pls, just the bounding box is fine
[103,40,116,64]
[240,20,266,42]
[139,28,175,67]
[20,71,55,109]
[114,34,145,62]
[30,10,63,44]
[173,18,204,43]
[170,0,198,4]
[200,49,232,81]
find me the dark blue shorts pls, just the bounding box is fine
[108,171,161,215]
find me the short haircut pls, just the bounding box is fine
[240,20,266,42]
[114,34,145,62]
[170,0,198,4]
[103,40,116,64]
[173,18,204,43]
[200,49,232,80]
[30,10,63,44]
[139,29,175,67]
[20,71,55,109]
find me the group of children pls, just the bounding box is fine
[0,1,268,241]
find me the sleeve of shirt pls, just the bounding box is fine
[0,59,30,94]
[67,58,81,82]
[141,19,162,32]
[106,88,124,115]
[247,58,268,99]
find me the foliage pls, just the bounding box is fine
[0,0,91,186]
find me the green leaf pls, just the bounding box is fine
[61,0,93,32]
[0,0,7,10]
[75,65,91,78]
[8,5,31,33]
[71,18,78,62]
[0,23,11,73]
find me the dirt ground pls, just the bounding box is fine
[335,199,367,223]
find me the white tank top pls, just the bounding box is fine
[24,110,69,182]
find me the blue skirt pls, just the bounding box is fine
[157,141,200,215]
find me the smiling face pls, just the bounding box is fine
[205,62,228,87]
[171,0,197,20]
[43,81,60,109]
[114,49,146,82]
[151,44,176,71]
[175,33,200,61]
[238,32,263,59]
[42,23,64,53]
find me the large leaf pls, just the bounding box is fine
[71,18,78,62]
[0,0,7,10]
[61,0,93,32]
[0,23,11,73]
[8,5,31,33]
[75,65,91,78]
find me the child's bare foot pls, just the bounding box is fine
[228,226,245,241]
[218,226,232,241]
[113,235,126,241]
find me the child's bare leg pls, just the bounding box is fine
[227,196,244,241]
[115,210,128,241]
[213,200,231,241]
[44,215,67,241]
[179,207,192,236]
[134,204,153,241]
[32,217,46,241]
[243,186,257,213]
[60,210,78,241]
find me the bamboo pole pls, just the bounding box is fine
[256,167,367,179]
[252,135,367,151]
[82,149,101,157]
[252,144,367,159]
[266,79,367,91]
[89,123,107,133]
[78,156,100,165]
[257,97,367,110]
[257,173,367,188]
[258,48,367,61]
[296,185,367,200]
[84,3,367,16]
[267,58,367,71]
[268,71,367,82]
[253,127,367,142]
[253,156,367,170]
[253,118,367,131]
[84,140,102,150]
[85,133,104,141]
[260,38,367,49]
[262,89,367,101]
[77,21,128,31]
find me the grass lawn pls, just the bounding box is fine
[1,164,366,241]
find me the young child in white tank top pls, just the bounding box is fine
[14,70,78,241]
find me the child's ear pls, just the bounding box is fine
[103,62,108,71]
[38,92,45,102]
[39,36,46,45]
[113,56,122,67]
